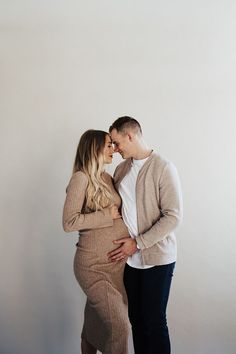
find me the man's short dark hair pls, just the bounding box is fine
[109,116,142,135]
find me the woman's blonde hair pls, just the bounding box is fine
[73,129,113,211]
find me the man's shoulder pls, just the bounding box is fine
[148,151,170,169]
[149,152,179,181]
[145,152,180,180]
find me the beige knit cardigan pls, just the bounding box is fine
[113,152,183,266]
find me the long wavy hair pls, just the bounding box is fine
[73,129,113,211]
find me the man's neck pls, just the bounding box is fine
[132,149,153,160]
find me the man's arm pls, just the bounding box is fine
[108,162,183,260]
[136,162,183,249]
[107,237,138,261]
[63,172,113,232]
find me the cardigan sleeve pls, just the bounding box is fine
[136,162,183,249]
[63,171,113,232]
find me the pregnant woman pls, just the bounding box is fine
[63,129,130,354]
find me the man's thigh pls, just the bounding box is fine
[123,264,143,322]
[124,263,175,319]
[141,263,175,324]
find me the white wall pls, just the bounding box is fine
[1,1,236,353]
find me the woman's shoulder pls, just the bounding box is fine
[65,171,88,193]
[102,171,113,183]
[68,170,89,187]
[73,170,88,178]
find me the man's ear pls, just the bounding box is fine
[127,133,133,141]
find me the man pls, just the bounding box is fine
[107,116,183,354]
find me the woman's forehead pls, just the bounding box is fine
[105,134,112,143]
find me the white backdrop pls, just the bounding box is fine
[1,1,236,353]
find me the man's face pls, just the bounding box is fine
[110,129,132,159]
[103,134,114,164]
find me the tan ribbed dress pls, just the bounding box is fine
[63,171,130,354]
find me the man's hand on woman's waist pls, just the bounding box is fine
[107,237,138,262]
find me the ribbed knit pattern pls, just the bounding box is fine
[114,152,183,266]
[63,172,130,354]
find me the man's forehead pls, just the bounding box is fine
[110,130,123,141]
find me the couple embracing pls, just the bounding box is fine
[63,116,183,354]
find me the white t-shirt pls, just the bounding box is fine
[118,157,154,269]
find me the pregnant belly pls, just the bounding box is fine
[107,218,130,239]
[77,218,130,257]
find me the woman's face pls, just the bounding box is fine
[103,134,114,164]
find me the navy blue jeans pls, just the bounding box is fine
[124,262,175,354]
